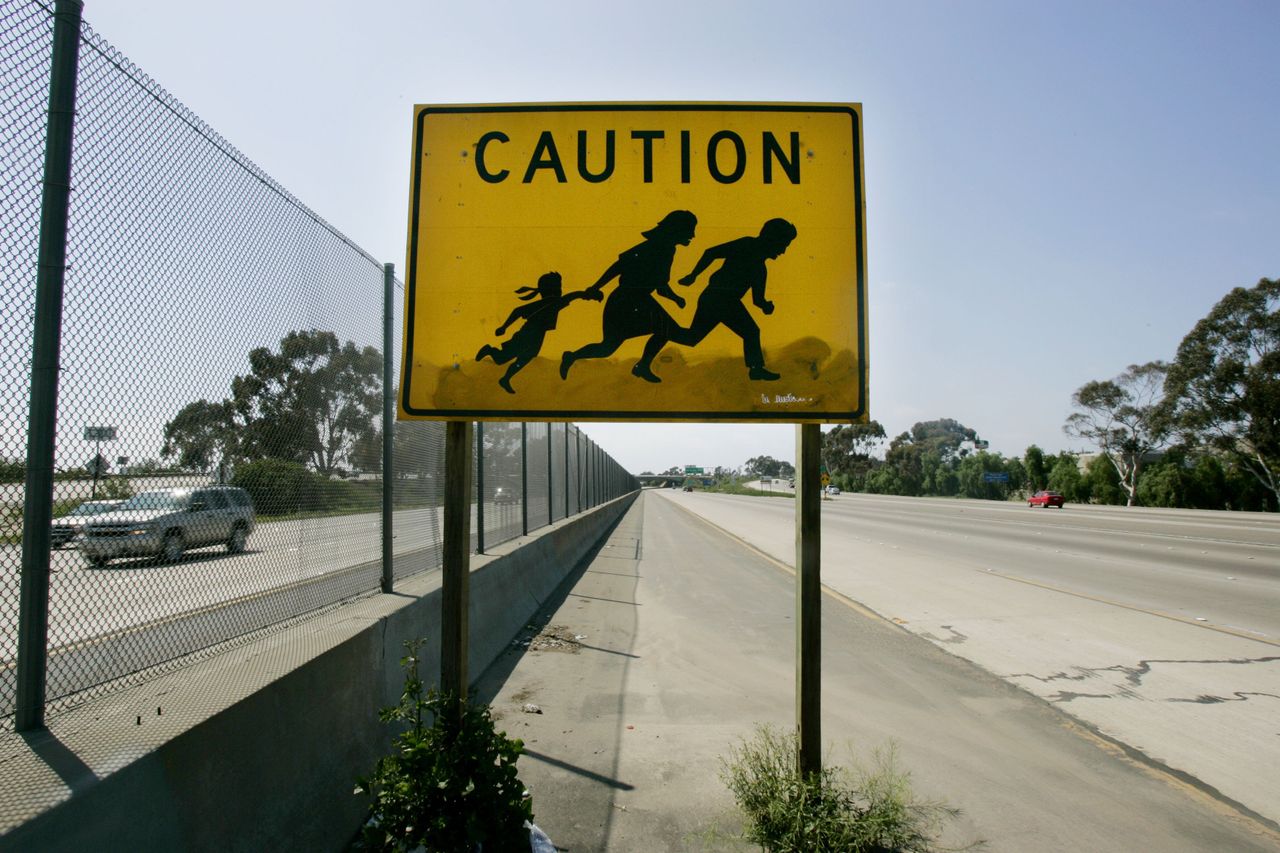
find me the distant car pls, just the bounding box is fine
[1028,490,1065,508]
[824,485,841,496]
[683,484,694,492]
[49,499,124,548]
[493,486,518,505]
[80,486,255,567]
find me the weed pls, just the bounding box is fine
[721,725,970,852]
[354,640,533,851]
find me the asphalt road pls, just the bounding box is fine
[0,500,527,710]
[652,488,1280,831]
[482,492,1280,851]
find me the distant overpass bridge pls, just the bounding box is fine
[638,474,713,488]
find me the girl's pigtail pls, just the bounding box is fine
[515,286,540,301]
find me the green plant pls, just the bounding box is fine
[95,476,133,500]
[355,641,532,852]
[721,725,964,853]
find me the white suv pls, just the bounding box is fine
[80,486,255,567]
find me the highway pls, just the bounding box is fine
[653,488,1280,830]
[0,501,524,709]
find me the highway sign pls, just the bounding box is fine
[982,472,1010,483]
[684,465,704,474]
[400,102,867,423]
[83,426,116,441]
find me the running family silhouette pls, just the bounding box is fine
[475,212,796,392]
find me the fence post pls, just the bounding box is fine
[563,424,570,519]
[381,263,395,593]
[475,422,485,554]
[16,0,84,733]
[576,428,583,514]
[520,422,528,536]
[547,424,554,524]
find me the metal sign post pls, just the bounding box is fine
[441,420,473,708]
[795,423,822,777]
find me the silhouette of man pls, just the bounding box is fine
[634,218,796,381]
[559,210,696,383]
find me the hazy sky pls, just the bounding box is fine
[80,0,1278,475]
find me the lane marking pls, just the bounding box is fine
[982,568,1280,648]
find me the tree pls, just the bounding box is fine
[1161,277,1279,510]
[1024,445,1048,491]
[822,421,886,479]
[1064,362,1168,506]
[955,452,1014,500]
[162,399,239,474]
[348,428,383,476]
[163,330,383,477]
[743,456,794,479]
[232,330,382,475]
[1046,455,1086,503]
[1083,455,1125,505]
[0,457,25,484]
[880,434,924,496]
[907,419,978,463]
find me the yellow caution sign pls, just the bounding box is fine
[400,102,867,423]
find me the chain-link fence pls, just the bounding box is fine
[1,0,637,731]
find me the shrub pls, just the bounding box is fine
[355,641,532,852]
[721,725,965,853]
[231,458,318,515]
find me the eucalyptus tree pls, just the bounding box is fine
[1064,361,1169,506]
[163,330,382,477]
[1161,277,1279,509]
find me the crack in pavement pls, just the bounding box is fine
[919,624,968,644]
[1009,655,1280,688]
[1005,656,1280,704]
[1166,692,1280,705]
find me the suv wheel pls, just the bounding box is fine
[162,530,184,563]
[227,523,247,554]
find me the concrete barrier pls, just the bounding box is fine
[0,492,637,853]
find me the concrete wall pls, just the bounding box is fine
[0,492,637,853]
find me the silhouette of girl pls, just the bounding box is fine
[559,210,696,383]
[477,272,602,393]
[636,218,796,381]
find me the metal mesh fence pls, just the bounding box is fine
[1,0,637,730]
[525,423,551,530]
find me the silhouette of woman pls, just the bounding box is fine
[477,271,602,393]
[635,218,796,381]
[559,210,696,383]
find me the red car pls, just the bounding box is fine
[1028,490,1065,508]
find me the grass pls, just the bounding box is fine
[720,725,974,853]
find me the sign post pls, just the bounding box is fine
[796,423,822,777]
[83,425,117,499]
[441,420,473,709]
[399,101,866,772]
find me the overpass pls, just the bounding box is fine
[636,474,714,488]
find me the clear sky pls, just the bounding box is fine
[80,0,1279,475]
